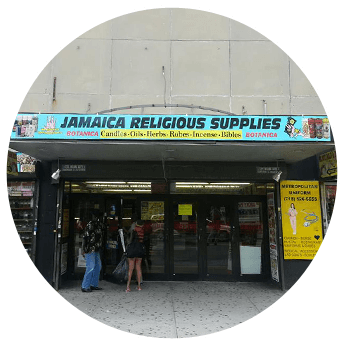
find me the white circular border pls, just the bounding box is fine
[3,4,341,342]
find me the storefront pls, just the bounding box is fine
[8,112,335,290]
[60,177,275,285]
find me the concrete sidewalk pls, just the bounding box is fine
[58,280,286,338]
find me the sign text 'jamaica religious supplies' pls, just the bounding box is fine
[12,114,331,142]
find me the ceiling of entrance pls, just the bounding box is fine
[9,140,335,164]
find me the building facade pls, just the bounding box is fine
[8,8,336,290]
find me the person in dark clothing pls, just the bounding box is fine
[81,213,105,292]
[126,219,145,293]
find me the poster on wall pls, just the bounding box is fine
[11,114,331,142]
[319,150,337,178]
[280,181,323,260]
[141,201,164,221]
[7,151,18,175]
[62,209,70,238]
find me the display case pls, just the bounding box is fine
[321,182,337,235]
[8,181,38,261]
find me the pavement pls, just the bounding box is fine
[58,280,286,338]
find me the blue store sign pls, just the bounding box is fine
[11,114,331,142]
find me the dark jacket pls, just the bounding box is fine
[82,220,104,254]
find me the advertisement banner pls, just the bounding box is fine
[141,201,164,221]
[7,151,18,175]
[319,150,337,178]
[280,181,323,260]
[11,114,331,142]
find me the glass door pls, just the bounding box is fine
[138,199,166,277]
[237,199,270,278]
[238,201,263,274]
[203,196,269,281]
[204,202,236,279]
[171,199,201,279]
[115,196,168,281]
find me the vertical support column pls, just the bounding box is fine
[275,181,286,291]
[35,161,58,285]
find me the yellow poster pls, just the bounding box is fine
[178,204,193,216]
[319,150,337,178]
[280,181,323,260]
[141,201,164,220]
[62,209,70,238]
[7,151,18,176]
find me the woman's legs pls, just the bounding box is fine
[135,258,142,289]
[126,257,142,291]
[127,258,135,291]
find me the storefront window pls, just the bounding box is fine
[63,186,166,278]
[65,180,273,195]
[325,185,336,220]
[8,181,36,257]
[322,183,337,233]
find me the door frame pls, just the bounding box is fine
[203,195,270,281]
[134,194,170,281]
[201,194,239,281]
[168,195,205,281]
[61,189,270,283]
[168,194,270,282]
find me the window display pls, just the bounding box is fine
[322,183,336,234]
[8,181,37,259]
[238,202,263,274]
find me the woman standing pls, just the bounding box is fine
[126,220,145,292]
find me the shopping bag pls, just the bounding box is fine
[77,248,86,267]
[112,254,128,283]
[118,229,126,252]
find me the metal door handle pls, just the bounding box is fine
[198,229,202,241]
